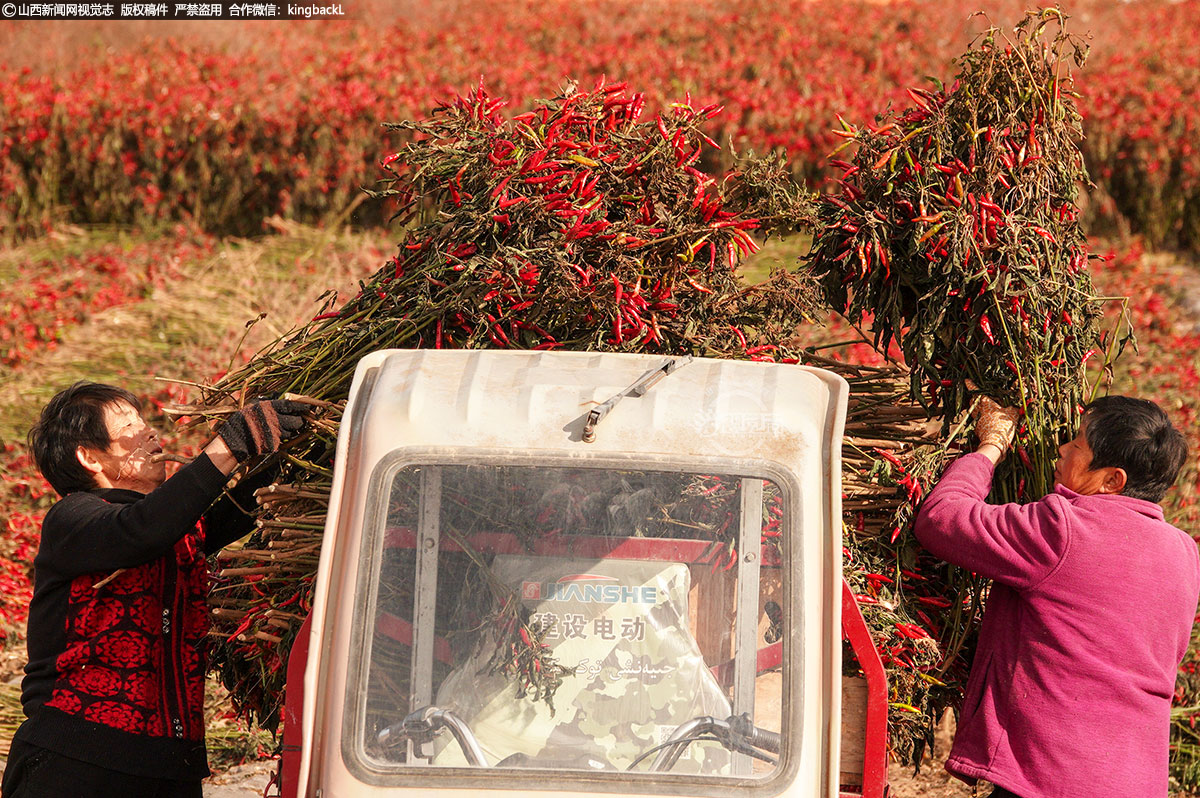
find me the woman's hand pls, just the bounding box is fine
[973,395,1020,465]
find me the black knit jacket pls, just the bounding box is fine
[14,455,264,781]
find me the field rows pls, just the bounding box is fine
[2,0,1198,248]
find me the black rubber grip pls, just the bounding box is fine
[749,726,782,754]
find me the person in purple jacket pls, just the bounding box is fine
[915,395,1199,798]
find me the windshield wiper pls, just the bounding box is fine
[582,356,692,443]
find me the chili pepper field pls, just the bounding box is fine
[1,1,1200,792]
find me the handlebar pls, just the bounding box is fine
[737,715,782,754]
[377,706,489,766]
[649,713,780,772]
[380,707,780,773]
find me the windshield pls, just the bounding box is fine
[350,462,790,781]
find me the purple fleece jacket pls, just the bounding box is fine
[914,452,1200,798]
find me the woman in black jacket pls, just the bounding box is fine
[3,383,305,798]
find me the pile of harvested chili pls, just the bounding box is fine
[803,9,1113,762]
[187,80,822,729]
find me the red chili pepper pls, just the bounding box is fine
[527,160,561,175]
[895,623,931,640]
[979,314,997,345]
[906,87,931,111]
[486,314,510,347]
[491,174,513,198]
[655,115,670,141]
[1016,445,1034,471]
[565,261,591,287]
[520,150,546,173]
[873,447,905,471]
[226,614,256,642]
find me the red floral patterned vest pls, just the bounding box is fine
[44,523,209,741]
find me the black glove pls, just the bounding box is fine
[217,399,307,462]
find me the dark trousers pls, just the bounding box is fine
[1,739,203,798]
[990,788,1022,798]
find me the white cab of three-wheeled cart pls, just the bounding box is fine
[292,349,848,797]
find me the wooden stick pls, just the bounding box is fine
[219,566,282,577]
[161,405,240,417]
[153,376,214,391]
[92,569,127,590]
[280,393,342,409]
[211,608,248,619]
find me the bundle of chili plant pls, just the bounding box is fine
[191,16,1119,765]
[190,80,823,729]
[808,9,1104,490]
[804,8,1116,765]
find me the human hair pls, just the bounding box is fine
[1082,395,1187,503]
[27,382,141,496]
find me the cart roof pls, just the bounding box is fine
[344,349,847,471]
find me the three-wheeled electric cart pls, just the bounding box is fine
[273,350,888,797]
